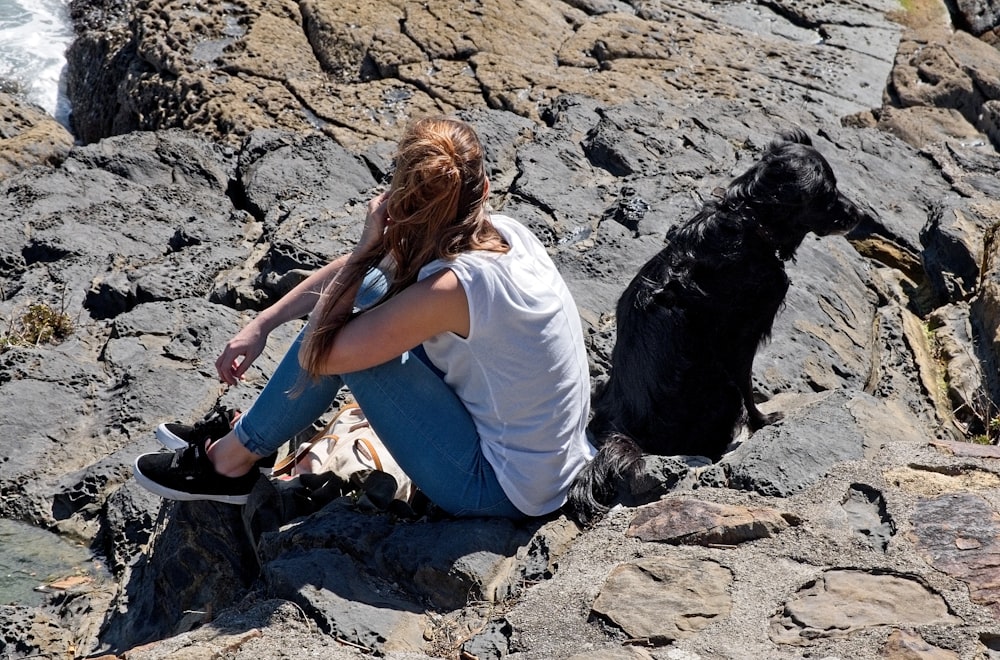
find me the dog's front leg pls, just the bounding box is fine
[738,363,783,431]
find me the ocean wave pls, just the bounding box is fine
[0,0,73,124]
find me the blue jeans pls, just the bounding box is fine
[231,273,524,519]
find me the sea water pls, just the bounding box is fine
[0,0,73,125]
[0,518,93,606]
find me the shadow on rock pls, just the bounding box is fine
[96,479,576,655]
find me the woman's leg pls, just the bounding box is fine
[343,348,525,520]
[231,327,343,457]
[232,268,389,457]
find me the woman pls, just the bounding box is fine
[134,116,595,519]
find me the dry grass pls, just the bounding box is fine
[1,301,74,352]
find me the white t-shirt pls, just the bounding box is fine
[418,214,595,516]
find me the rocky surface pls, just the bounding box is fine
[2,0,1000,658]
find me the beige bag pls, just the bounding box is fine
[272,402,413,502]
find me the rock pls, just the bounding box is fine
[928,302,996,437]
[841,483,896,552]
[0,93,73,179]
[881,629,960,659]
[877,105,986,152]
[886,463,1000,497]
[264,549,427,654]
[953,0,1000,35]
[0,607,74,659]
[770,570,959,643]
[930,438,1000,458]
[626,498,796,546]
[64,0,900,147]
[460,618,514,660]
[98,500,258,651]
[907,493,1000,619]
[257,500,573,611]
[591,556,732,643]
[922,198,1000,304]
[972,221,1000,405]
[723,390,915,497]
[887,29,1000,147]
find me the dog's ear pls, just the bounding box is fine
[636,278,689,310]
[725,141,835,211]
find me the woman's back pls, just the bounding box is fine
[420,214,594,516]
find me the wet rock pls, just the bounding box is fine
[626,498,796,546]
[770,570,959,643]
[591,556,732,643]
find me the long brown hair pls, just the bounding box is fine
[299,116,508,377]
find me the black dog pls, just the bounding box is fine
[569,129,872,524]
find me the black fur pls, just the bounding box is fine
[569,129,872,525]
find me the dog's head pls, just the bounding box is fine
[723,129,871,259]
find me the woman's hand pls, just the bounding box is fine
[358,191,390,252]
[215,320,268,386]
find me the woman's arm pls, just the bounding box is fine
[215,253,351,384]
[216,193,393,385]
[311,268,470,376]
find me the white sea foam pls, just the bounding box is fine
[0,0,73,125]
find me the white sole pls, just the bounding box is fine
[132,456,250,505]
[155,424,187,450]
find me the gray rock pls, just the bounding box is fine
[922,197,998,303]
[723,390,911,497]
[264,549,427,654]
[953,0,1000,35]
[840,483,895,552]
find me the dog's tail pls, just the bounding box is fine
[566,433,644,527]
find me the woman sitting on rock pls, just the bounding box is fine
[133,116,595,519]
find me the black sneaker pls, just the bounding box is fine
[133,445,259,505]
[155,406,240,451]
[156,408,276,474]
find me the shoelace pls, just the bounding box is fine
[174,443,206,472]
